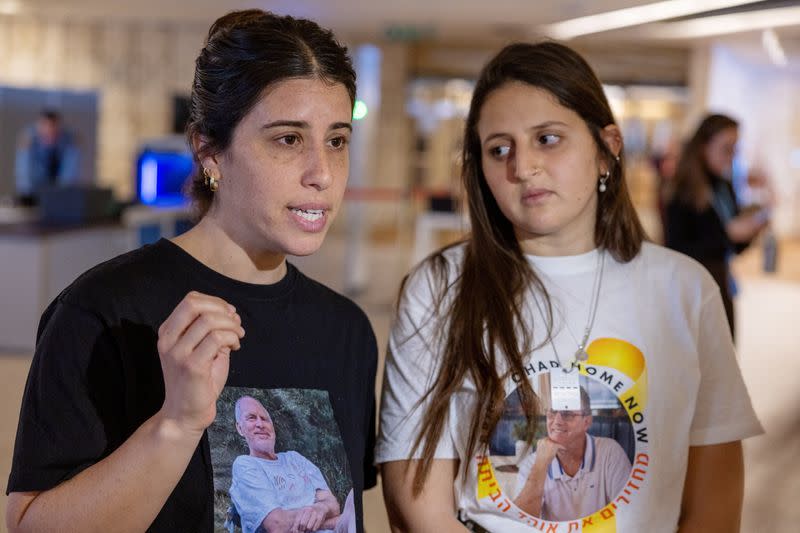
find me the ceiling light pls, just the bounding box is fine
[0,0,21,15]
[762,29,787,66]
[644,6,800,39]
[542,0,761,40]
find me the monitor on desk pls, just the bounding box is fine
[135,136,195,207]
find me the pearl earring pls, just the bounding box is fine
[599,170,610,193]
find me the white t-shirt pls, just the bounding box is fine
[230,451,333,533]
[376,243,762,533]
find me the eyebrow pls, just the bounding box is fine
[262,120,352,132]
[482,120,570,145]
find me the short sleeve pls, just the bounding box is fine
[6,299,121,494]
[689,287,763,445]
[375,264,458,463]
[230,457,278,533]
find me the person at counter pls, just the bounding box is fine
[14,109,81,201]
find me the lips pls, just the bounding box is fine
[288,203,331,232]
[522,188,553,204]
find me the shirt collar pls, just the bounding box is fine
[548,434,596,480]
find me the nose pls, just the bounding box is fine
[302,143,334,191]
[512,144,542,182]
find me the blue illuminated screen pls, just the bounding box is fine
[136,149,194,206]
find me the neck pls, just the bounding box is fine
[516,220,596,258]
[556,434,587,470]
[172,217,287,285]
[251,450,278,461]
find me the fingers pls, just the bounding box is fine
[157,291,238,351]
[291,506,323,532]
[192,329,242,363]
[170,311,244,359]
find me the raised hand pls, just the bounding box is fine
[156,291,245,436]
[533,437,565,467]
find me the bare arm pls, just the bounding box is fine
[381,459,469,533]
[6,292,244,533]
[678,441,744,533]
[726,212,768,244]
[261,490,341,533]
[513,438,561,517]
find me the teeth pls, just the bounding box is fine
[292,208,323,222]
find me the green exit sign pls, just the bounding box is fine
[384,25,436,41]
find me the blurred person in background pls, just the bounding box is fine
[5,9,377,533]
[664,114,771,338]
[651,137,680,239]
[14,109,80,201]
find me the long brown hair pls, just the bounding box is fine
[668,113,738,210]
[404,42,646,493]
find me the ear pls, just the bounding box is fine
[191,133,221,175]
[599,124,623,171]
[235,422,244,437]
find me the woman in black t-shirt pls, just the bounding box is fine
[6,10,376,533]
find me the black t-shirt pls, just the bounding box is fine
[7,239,378,532]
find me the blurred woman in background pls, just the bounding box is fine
[664,114,771,338]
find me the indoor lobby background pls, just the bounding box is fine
[1,1,799,531]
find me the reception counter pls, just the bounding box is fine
[0,212,132,352]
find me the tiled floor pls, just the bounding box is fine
[0,233,796,532]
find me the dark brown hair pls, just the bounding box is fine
[185,9,356,217]
[668,113,738,210]
[405,41,646,493]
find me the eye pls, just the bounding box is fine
[328,135,349,149]
[539,134,560,146]
[488,145,511,158]
[279,134,300,146]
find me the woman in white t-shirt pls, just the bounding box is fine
[376,42,761,533]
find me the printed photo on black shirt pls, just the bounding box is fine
[208,387,355,533]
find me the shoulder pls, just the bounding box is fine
[592,436,630,462]
[232,455,263,475]
[626,242,719,298]
[282,450,315,468]
[283,449,309,462]
[401,242,466,306]
[233,454,257,468]
[58,240,177,311]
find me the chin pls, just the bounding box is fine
[285,234,328,257]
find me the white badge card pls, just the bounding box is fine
[550,368,582,411]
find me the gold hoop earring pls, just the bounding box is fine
[203,167,219,192]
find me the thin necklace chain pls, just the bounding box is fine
[530,249,606,369]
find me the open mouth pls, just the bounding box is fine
[290,208,324,222]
